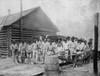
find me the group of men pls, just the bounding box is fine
[10,36,93,64]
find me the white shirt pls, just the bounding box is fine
[77,42,85,50]
[10,44,18,51]
[70,41,76,48]
[84,44,90,52]
[57,46,64,53]
[67,40,72,48]
[52,42,57,48]
[27,44,32,52]
[18,43,23,51]
[63,42,69,50]
[74,41,78,49]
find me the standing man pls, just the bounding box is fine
[27,41,32,63]
[56,39,64,56]
[31,39,38,64]
[18,41,24,63]
[63,39,69,58]
[88,38,93,51]
[10,41,18,63]
[21,42,27,63]
[69,37,77,60]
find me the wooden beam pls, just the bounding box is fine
[93,13,99,74]
[20,0,23,41]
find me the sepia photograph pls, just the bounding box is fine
[0,0,100,76]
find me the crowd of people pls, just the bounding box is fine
[10,36,93,64]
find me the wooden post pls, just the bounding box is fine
[8,9,11,56]
[93,13,99,74]
[20,0,23,41]
[8,26,12,56]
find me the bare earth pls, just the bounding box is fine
[0,58,100,76]
[0,58,44,76]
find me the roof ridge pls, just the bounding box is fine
[0,6,40,18]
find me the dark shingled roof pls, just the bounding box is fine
[0,6,59,32]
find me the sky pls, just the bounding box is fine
[0,0,99,40]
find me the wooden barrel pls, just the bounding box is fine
[58,51,65,56]
[45,70,59,76]
[44,55,59,71]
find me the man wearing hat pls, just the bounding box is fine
[69,37,76,60]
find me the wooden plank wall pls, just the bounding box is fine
[11,27,21,42]
[0,26,10,56]
[0,25,55,57]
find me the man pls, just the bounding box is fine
[27,41,33,63]
[31,39,38,64]
[56,39,64,56]
[35,36,45,63]
[56,39,63,47]
[88,38,93,51]
[21,42,28,63]
[78,39,85,52]
[69,37,76,60]
[10,41,18,63]
[42,38,48,62]
[18,41,26,63]
[63,39,69,58]
[65,37,72,59]
[18,41,23,53]
[87,39,93,61]
[52,41,57,54]
[45,38,51,54]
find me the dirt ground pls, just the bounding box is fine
[0,58,44,76]
[60,60,100,76]
[0,58,100,76]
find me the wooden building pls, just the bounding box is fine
[0,7,59,56]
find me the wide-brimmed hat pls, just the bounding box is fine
[66,36,70,40]
[71,36,75,40]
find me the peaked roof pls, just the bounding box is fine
[0,7,35,26]
[0,6,59,32]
